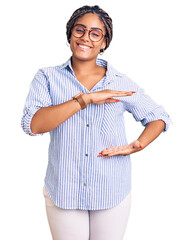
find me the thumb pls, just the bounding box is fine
[133,140,142,149]
[105,98,120,103]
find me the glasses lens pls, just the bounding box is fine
[72,26,103,42]
[72,26,85,38]
[90,30,103,42]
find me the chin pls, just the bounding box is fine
[72,52,98,62]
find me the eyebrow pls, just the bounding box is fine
[74,24,103,32]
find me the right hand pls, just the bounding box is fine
[84,89,136,105]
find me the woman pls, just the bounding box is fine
[21,5,171,240]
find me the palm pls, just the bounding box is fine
[97,140,142,158]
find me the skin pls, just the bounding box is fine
[70,13,107,85]
[69,13,165,158]
[98,120,165,157]
[31,12,166,157]
[70,14,106,62]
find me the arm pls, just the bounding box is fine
[21,69,92,136]
[31,90,133,134]
[98,120,165,158]
[137,119,165,149]
[30,94,91,134]
[22,71,133,136]
[97,75,171,158]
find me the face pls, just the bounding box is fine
[69,13,106,62]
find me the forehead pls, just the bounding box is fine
[75,13,105,31]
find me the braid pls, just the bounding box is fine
[66,5,113,52]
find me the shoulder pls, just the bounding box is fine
[40,64,63,74]
[105,60,141,90]
[105,59,134,82]
[34,62,67,81]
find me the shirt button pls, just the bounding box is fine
[85,153,88,156]
[86,124,89,127]
[83,183,86,186]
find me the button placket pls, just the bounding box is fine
[84,121,89,186]
[80,106,91,209]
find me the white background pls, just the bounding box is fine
[1,0,193,239]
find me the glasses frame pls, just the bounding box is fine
[71,25,106,42]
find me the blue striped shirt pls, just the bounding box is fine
[21,57,171,210]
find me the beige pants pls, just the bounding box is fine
[43,186,132,240]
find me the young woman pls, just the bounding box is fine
[21,5,171,240]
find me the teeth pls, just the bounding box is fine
[78,44,90,49]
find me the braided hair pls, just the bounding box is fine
[66,5,113,53]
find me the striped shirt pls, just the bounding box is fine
[21,57,171,210]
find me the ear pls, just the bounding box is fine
[101,39,106,50]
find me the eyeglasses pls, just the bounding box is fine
[71,25,105,42]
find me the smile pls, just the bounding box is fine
[77,43,92,51]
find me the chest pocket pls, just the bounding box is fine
[100,101,125,146]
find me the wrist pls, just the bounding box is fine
[137,138,145,150]
[130,140,143,154]
[82,93,92,105]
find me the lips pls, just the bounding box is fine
[76,43,92,51]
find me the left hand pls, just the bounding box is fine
[97,140,142,158]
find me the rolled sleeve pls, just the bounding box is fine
[21,106,43,136]
[21,69,52,136]
[139,105,171,132]
[123,76,171,132]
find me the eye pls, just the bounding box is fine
[91,30,103,38]
[73,26,85,35]
[91,33,99,37]
[75,27,84,33]
[91,30,101,37]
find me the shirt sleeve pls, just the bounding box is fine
[122,75,171,132]
[21,69,52,136]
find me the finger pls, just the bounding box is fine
[97,151,112,157]
[106,98,118,101]
[105,98,121,103]
[136,140,142,149]
[99,149,122,157]
[132,141,142,149]
[127,91,136,96]
[100,147,115,153]
[112,91,136,96]
[106,90,135,94]
[97,153,109,157]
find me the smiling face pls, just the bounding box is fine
[69,13,106,62]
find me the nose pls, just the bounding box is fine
[80,29,90,41]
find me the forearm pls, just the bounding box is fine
[30,94,91,134]
[137,120,165,149]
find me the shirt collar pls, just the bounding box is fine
[59,57,122,84]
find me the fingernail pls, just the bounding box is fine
[139,145,142,149]
[115,100,120,102]
[132,91,136,93]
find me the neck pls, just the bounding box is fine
[71,55,98,75]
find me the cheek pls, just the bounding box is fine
[69,35,77,45]
[94,42,104,51]
[69,38,77,52]
[69,41,73,50]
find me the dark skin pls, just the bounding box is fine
[70,13,107,91]
[31,13,166,156]
[70,13,165,158]
[97,120,165,157]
